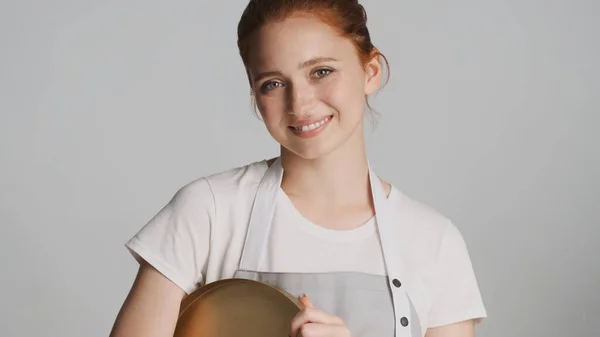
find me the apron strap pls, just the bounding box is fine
[368,162,413,337]
[237,157,283,272]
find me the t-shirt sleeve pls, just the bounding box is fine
[124,178,215,294]
[427,222,488,328]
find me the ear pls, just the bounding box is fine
[364,50,383,96]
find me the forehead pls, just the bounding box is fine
[247,15,359,72]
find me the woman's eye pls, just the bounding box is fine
[261,81,283,92]
[313,68,333,78]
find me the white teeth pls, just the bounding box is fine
[293,117,330,132]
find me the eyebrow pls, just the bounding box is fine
[253,56,339,84]
[299,56,338,69]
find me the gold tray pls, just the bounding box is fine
[174,278,303,337]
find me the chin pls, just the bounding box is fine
[269,116,362,160]
[280,138,342,160]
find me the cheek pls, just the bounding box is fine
[256,97,286,127]
[320,74,366,114]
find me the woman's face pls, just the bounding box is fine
[246,14,382,159]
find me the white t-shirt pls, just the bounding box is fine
[125,159,487,329]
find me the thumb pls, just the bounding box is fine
[299,293,314,309]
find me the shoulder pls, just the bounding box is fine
[203,159,269,191]
[388,187,452,231]
[385,188,486,328]
[201,158,269,200]
[170,158,269,209]
[387,186,463,260]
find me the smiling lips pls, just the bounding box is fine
[288,115,332,138]
[290,116,331,131]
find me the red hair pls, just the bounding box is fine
[236,0,390,88]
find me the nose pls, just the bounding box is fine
[287,82,314,117]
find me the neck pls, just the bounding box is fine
[279,128,371,208]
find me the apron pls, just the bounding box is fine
[233,157,422,337]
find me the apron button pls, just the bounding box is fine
[400,317,409,327]
[392,279,401,287]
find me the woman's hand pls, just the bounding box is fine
[290,294,352,337]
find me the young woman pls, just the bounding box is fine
[109,1,487,337]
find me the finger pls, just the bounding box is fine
[299,293,314,309]
[290,308,344,337]
[297,323,351,337]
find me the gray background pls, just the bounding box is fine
[1,1,598,336]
